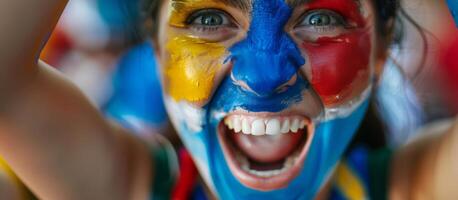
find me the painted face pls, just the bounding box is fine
[156,0,378,198]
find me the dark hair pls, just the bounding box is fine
[148,0,162,39]
[373,0,399,51]
[374,0,399,34]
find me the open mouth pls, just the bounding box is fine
[217,113,315,191]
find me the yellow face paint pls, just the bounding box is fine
[165,36,227,102]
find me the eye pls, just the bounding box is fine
[183,9,239,41]
[187,9,232,27]
[293,9,349,41]
[297,10,345,28]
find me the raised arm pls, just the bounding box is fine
[0,0,65,89]
[390,118,458,199]
[0,1,151,199]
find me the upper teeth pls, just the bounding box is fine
[224,116,306,136]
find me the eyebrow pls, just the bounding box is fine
[220,0,251,12]
[171,0,251,13]
[286,0,312,7]
[286,0,363,8]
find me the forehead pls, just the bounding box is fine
[217,0,312,9]
[170,0,310,8]
[169,0,364,13]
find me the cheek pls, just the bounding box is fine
[164,36,228,103]
[302,29,372,105]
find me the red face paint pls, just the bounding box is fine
[301,0,372,106]
[303,30,371,105]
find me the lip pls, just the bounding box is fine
[217,113,315,191]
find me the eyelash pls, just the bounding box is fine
[183,9,348,36]
[311,26,338,33]
[192,26,222,32]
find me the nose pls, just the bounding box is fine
[230,42,305,97]
[229,0,305,97]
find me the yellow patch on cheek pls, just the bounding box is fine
[165,36,227,102]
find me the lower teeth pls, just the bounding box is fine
[235,149,300,177]
[235,149,250,171]
[248,169,283,177]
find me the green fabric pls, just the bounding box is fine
[368,148,393,200]
[150,142,177,200]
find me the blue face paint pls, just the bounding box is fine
[447,0,458,26]
[169,0,371,199]
[210,76,308,113]
[229,0,305,97]
[208,100,369,199]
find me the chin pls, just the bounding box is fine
[165,77,372,199]
[205,101,370,200]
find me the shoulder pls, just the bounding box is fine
[414,118,456,139]
[389,117,458,200]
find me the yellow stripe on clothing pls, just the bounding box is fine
[0,156,16,178]
[335,162,368,200]
[0,156,31,200]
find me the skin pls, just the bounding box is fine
[0,0,456,199]
[0,1,151,199]
[158,0,376,196]
[298,0,373,105]
[157,0,375,113]
[390,118,458,200]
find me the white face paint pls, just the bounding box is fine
[155,0,383,199]
[164,96,216,191]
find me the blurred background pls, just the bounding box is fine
[39,0,175,144]
[39,0,458,147]
[1,0,458,199]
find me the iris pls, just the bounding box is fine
[309,13,331,26]
[200,12,223,26]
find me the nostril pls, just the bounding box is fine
[230,72,258,94]
[275,74,297,94]
[231,71,300,97]
[229,44,303,97]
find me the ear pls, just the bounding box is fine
[148,0,165,60]
[152,36,161,59]
[374,39,389,79]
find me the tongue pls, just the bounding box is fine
[230,130,305,163]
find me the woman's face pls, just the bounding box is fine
[155,0,381,198]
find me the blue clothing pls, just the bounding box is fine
[330,146,392,200]
[105,41,168,129]
[447,0,458,26]
[152,145,392,200]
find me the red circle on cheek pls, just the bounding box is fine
[302,30,372,105]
